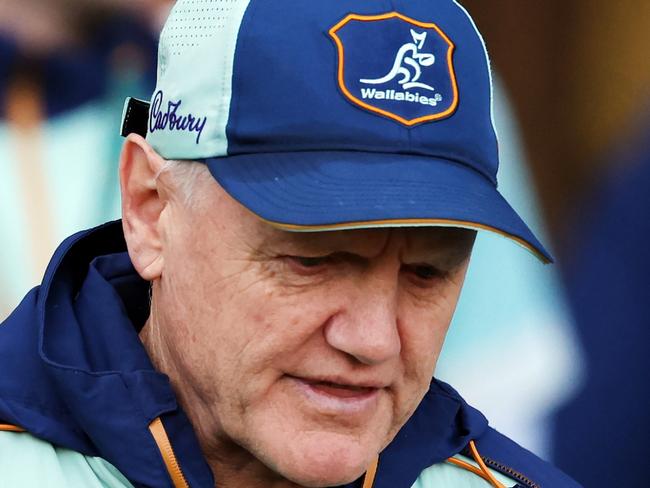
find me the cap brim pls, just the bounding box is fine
[205,151,552,263]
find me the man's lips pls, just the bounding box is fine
[300,379,377,398]
[286,374,387,404]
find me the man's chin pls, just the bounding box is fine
[256,431,379,487]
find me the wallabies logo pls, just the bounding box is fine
[330,13,459,126]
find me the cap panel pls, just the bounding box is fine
[451,0,499,145]
[226,0,498,182]
[226,0,409,157]
[147,0,252,160]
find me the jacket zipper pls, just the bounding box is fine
[462,448,539,488]
[149,417,190,488]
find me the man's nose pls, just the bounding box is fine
[323,275,402,366]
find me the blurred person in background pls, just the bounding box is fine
[0,0,570,486]
[455,3,650,486]
[552,124,650,486]
[0,0,169,317]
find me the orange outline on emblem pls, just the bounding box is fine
[329,12,459,126]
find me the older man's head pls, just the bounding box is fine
[119,134,475,486]
[114,3,553,485]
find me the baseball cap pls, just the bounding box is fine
[121,0,552,263]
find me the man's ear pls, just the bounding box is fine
[120,134,166,281]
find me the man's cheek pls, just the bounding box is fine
[399,334,443,388]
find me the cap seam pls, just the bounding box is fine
[226,0,259,157]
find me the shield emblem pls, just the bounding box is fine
[329,12,459,126]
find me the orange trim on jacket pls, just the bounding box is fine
[149,418,190,488]
[446,440,506,488]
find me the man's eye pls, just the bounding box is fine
[294,256,328,268]
[408,264,442,281]
[285,256,332,271]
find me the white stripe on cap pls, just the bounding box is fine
[451,0,500,150]
[147,0,251,160]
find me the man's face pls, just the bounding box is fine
[150,174,475,486]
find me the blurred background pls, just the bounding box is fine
[0,1,647,486]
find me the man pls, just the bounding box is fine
[0,1,580,487]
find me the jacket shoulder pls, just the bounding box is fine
[474,427,582,488]
[0,431,133,488]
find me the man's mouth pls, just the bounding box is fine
[286,375,385,413]
[302,379,376,398]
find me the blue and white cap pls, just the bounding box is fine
[122,0,552,263]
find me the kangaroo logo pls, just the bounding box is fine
[330,12,459,126]
[360,30,436,91]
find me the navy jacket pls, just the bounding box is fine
[0,222,580,487]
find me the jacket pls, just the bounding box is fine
[0,221,581,488]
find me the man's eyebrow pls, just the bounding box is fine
[259,232,335,253]
[260,231,473,265]
[403,231,476,267]
[248,233,333,259]
[404,248,472,271]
